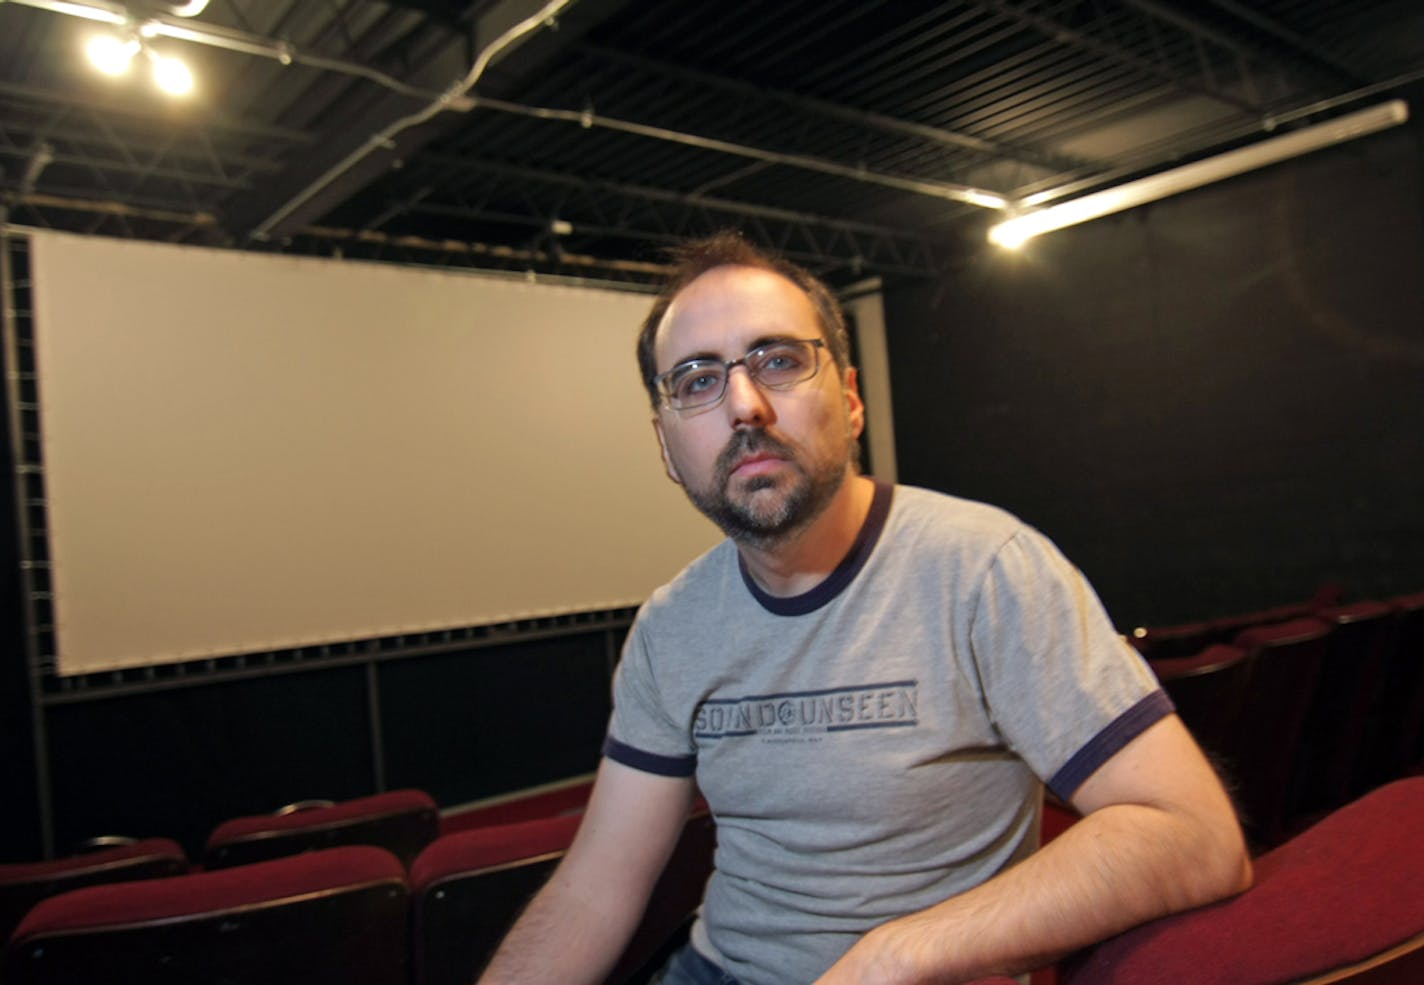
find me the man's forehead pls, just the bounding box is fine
[654,264,821,361]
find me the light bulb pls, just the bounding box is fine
[151,54,194,96]
[86,35,139,76]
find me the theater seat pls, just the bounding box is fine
[440,777,595,835]
[410,811,585,985]
[204,788,439,869]
[1294,601,1396,816]
[0,838,187,947]
[410,805,715,985]
[1148,643,1251,769]
[1230,618,1334,847]
[1063,777,1424,985]
[3,845,409,985]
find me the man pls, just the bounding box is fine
[478,233,1251,985]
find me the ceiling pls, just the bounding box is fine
[1,0,1421,288]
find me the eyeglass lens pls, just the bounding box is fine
[664,340,821,409]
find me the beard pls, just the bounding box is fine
[683,428,849,548]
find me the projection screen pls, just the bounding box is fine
[30,231,721,675]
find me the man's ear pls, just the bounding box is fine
[842,366,866,441]
[652,417,683,485]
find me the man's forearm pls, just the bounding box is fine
[477,866,643,985]
[815,716,1253,985]
[817,799,1252,984]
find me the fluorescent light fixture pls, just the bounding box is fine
[989,99,1410,248]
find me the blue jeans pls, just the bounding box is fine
[650,943,744,985]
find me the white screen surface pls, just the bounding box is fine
[31,231,720,675]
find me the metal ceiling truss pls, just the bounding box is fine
[984,0,1358,117]
[373,155,947,281]
[3,0,1414,280]
[571,42,1095,177]
[0,81,308,222]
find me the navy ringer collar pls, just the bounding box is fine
[739,479,894,616]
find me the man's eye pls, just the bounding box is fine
[675,370,723,398]
[756,346,806,375]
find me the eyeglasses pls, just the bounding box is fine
[654,338,827,411]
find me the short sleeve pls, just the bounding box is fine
[969,527,1169,800]
[604,614,698,777]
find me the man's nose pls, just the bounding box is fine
[724,364,774,428]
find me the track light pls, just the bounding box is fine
[149,51,194,95]
[989,100,1410,248]
[84,30,196,96]
[85,33,139,75]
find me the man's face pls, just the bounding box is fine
[651,265,865,546]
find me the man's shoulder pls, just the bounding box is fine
[638,536,739,620]
[888,483,1026,550]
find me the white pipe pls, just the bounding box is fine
[250,0,576,241]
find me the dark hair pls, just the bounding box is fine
[635,232,852,409]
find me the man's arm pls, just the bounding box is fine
[814,713,1253,985]
[476,756,696,985]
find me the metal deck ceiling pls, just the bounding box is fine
[1,0,1421,287]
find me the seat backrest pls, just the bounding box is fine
[1130,620,1220,661]
[204,788,439,869]
[4,845,409,985]
[410,811,586,985]
[0,838,187,947]
[1149,643,1252,767]
[439,777,594,835]
[1063,777,1424,985]
[1295,600,1397,814]
[1355,591,1424,792]
[1230,617,1333,847]
[410,805,717,985]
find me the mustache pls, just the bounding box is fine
[714,429,796,481]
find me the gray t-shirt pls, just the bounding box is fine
[605,482,1169,985]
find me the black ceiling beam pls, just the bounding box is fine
[223,0,639,244]
[1189,0,1373,86]
[576,41,1093,175]
[980,0,1262,116]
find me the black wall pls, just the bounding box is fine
[886,115,1424,628]
[2,628,617,862]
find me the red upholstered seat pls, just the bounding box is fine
[0,838,187,947]
[204,787,439,869]
[410,806,716,985]
[4,845,409,985]
[1063,777,1424,985]
[410,811,586,985]
[1130,620,1219,661]
[439,777,595,834]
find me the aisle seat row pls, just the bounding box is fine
[1142,590,1424,848]
[5,778,1424,984]
[2,795,711,985]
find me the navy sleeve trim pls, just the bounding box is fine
[602,736,697,777]
[1047,690,1176,801]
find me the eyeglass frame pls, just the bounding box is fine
[653,337,829,412]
